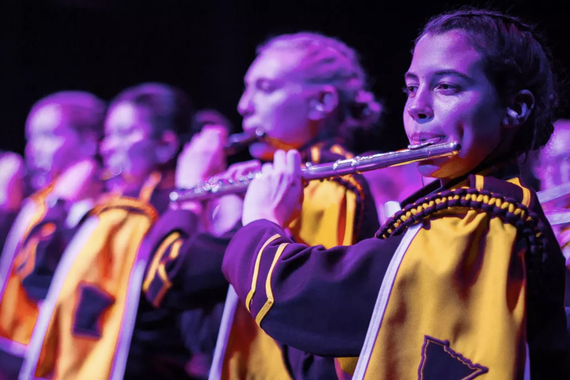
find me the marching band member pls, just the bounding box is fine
[0,151,25,255]
[142,32,382,379]
[0,92,105,378]
[18,83,200,379]
[223,9,569,379]
[533,120,570,307]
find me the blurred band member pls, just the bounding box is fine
[0,151,25,254]
[534,119,570,306]
[18,83,203,380]
[141,32,382,380]
[0,91,105,378]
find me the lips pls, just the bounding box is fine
[409,132,445,145]
[242,123,259,135]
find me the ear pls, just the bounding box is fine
[156,130,180,164]
[502,90,535,129]
[308,85,339,121]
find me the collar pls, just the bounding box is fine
[400,159,520,208]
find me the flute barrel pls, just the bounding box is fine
[169,141,461,203]
[223,128,265,155]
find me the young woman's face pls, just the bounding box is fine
[100,102,162,191]
[403,31,507,180]
[25,104,87,189]
[238,49,321,160]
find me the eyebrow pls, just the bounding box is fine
[405,70,474,82]
[243,77,269,86]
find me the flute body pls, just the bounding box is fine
[170,141,461,203]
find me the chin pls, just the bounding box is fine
[416,156,457,180]
[416,162,440,179]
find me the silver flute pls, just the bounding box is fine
[169,139,461,203]
[223,128,265,156]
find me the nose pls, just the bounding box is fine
[406,88,434,123]
[237,89,253,117]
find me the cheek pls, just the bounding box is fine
[125,139,158,169]
[48,138,68,158]
[442,97,501,146]
[463,110,502,154]
[403,106,413,139]
[272,96,308,132]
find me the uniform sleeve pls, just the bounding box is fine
[143,208,234,310]
[222,219,402,357]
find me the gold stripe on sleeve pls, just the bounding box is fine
[255,243,289,325]
[151,239,183,308]
[245,234,281,312]
[157,239,183,284]
[142,232,180,292]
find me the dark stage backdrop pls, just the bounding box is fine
[1,0,569,156]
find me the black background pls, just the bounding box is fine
[1,0,570,155]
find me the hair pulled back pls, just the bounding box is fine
[27,91,106,140]
[109,82,194,139]
[416,8,558,157]
[258,32,382,141]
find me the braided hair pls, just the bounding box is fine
[258,32,382,142]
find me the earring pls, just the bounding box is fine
[315,104,324,112]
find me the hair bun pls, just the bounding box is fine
[347,90,382,129]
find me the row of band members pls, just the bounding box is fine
[0,8,569,380]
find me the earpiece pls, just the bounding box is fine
[506,102,531,124]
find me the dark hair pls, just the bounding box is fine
[191,109,234,136]
[27,91,106,140]
[416,8,558,157]
[109,82,194,138]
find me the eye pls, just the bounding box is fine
[403,85,418,97]
[435,82,461,94]
[257,80,276,93]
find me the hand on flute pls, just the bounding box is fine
[175,125,228,190]
[52,159,101,203]
[242,149,303,227]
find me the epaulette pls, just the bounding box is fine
[376,174,546,297]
